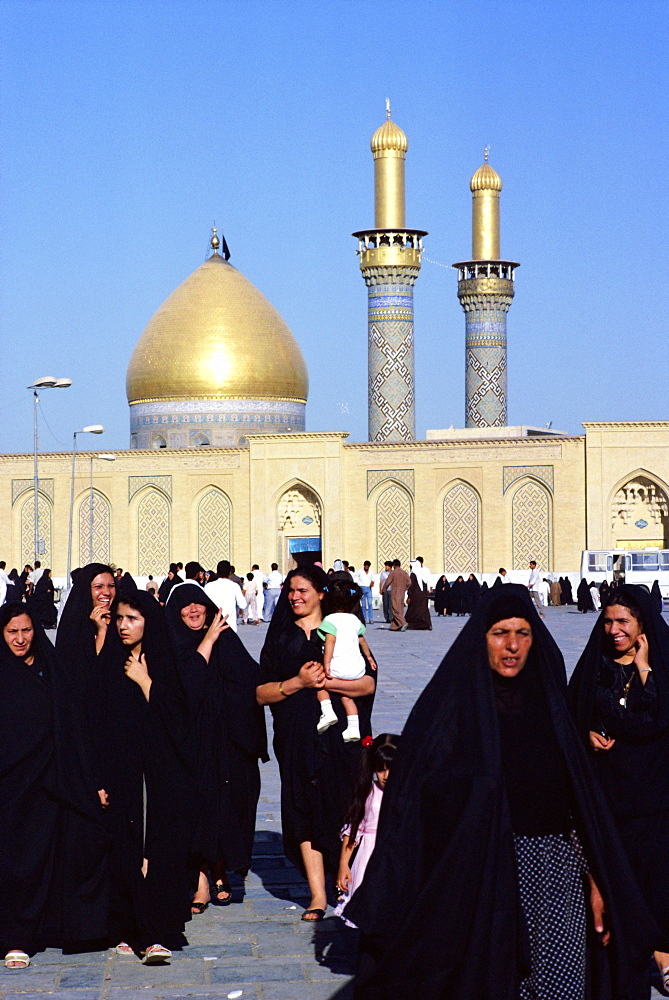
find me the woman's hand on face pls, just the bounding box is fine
[124,650,150,687]
[90,605,111,633]
[633,633,650,674]
[206,609,229,642]
[298,660,326,689]
[336,866,352,893]
[589,730,616,751]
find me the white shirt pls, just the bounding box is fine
[528,567,540,590]
[28,568,44,587]
[204,578,246,633]
[265,570,283,590]
[355,569,374,588]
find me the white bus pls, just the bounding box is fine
[580,549,669,598]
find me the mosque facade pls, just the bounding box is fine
[1,114,667,578]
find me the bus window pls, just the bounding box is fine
[661,553,669,570]
[631,552,659,571]
[588,552,607,572]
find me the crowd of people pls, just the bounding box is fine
[1,552,668,999]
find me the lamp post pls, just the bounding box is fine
[66,425,105,586]
[88,454,116,563]
[27,377,72,563]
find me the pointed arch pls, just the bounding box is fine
[608,469,669,547]
[376,483,412,570]
[442,481,480,573]
[78,490,111,565]
[511,479,551,570]
[197,488,231,567]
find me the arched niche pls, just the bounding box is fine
[442,481,480,574]
[197,488,231,568]
[375,483,412,570]
[277,483,322,570]
[610,473,669,548]
[78,490,111,565]
[20,492,52,567]
[136,489,171,576]
[511,479,551,570]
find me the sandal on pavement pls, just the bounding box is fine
[301,907,326,921]
[213,879,232,904]
[4,951,30,969]
[114,942,134,956]
[142,944,172,964]
[191,901,208,914]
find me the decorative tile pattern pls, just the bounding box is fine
[443,483,479,573]
[366,275,416,442]
[376,484,412,569]
[503,465,554,495]
[512,481,550,570]
[278,487,321,532]
[13,478,54,505]
[78,491,111,565]
[128,476,172,503]
[130,399,306,450]
[611,476,669,540]
[137,490,170,576]
[21,493,51,566]
[198,489,231,567]
[458,281,514,429]
[367,469,415,498]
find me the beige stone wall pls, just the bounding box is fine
[584,422,669,550]
[0,423,665,579]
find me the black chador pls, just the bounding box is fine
[346,586,657,1000]
[0,604,109,957]
[165,584,268,875]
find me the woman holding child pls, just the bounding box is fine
[256,565,376,921]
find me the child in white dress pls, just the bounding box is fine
[334,733,401,927]
[316,580,377,741]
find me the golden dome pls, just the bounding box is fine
[371,118,408,156]
[470,153,502,192]
[127,245,308,405]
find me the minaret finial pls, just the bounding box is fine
[210,224,220,253]
[483,145,490,163]
[385,97,391,119]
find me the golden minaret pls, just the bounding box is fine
[453,149,519,428]
[353,101,427,442]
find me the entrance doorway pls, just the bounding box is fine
[287,536,322,570]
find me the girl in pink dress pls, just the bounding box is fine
[334,733,401,927]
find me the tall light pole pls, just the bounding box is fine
[67,425,105,585]
[88,454,116,563]
[27,377,72,563]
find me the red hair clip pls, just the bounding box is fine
[361,736,374,747]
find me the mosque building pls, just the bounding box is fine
[1,111,667,578]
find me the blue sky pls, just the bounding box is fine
[1,0,667,453]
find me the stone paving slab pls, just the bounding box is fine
[9,606,666,999]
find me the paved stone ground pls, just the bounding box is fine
[10,606,667,999]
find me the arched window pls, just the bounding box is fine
[512,480,551,570]
[137,490,170,576]
[611,475,668,548]
[443,483,479,573]
[78,490,111,565]
[198,489,231,568]
[376,484,412,569]
[152,435,167,450]
[193,433,210,447]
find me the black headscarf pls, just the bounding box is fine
[0,603,109,952]
[568,584,669,816]
[433,575,450,615]
[164,583,268,872]
[56,562,115,667]
[116,571,138,599]
[96,591,194,950]
[464,573,481,612]
[29,570,57,628]
[346,585,657,1000]
[651,580,663,614]
[450,575,467,615]
[259,566,376,875]
[577,577,595,612]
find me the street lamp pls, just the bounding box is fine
[88,453,116,563]
[66,425,105,585]
[27,377,72,563]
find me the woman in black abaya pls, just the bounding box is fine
[405,560,431,630]
[0,604,108,968]
[433,575,450,616]
[98,592,194,962]
[346,586,657,1000]
[256,566,376,921]
[165,584,268,911]
[569,585,669,995]
[577,577,595,613]
[29,569,57,628]
[450,574,467,616]
[464,572,481,613]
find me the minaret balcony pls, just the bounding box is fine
[452,259,520,281]
[353,228,428,269]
